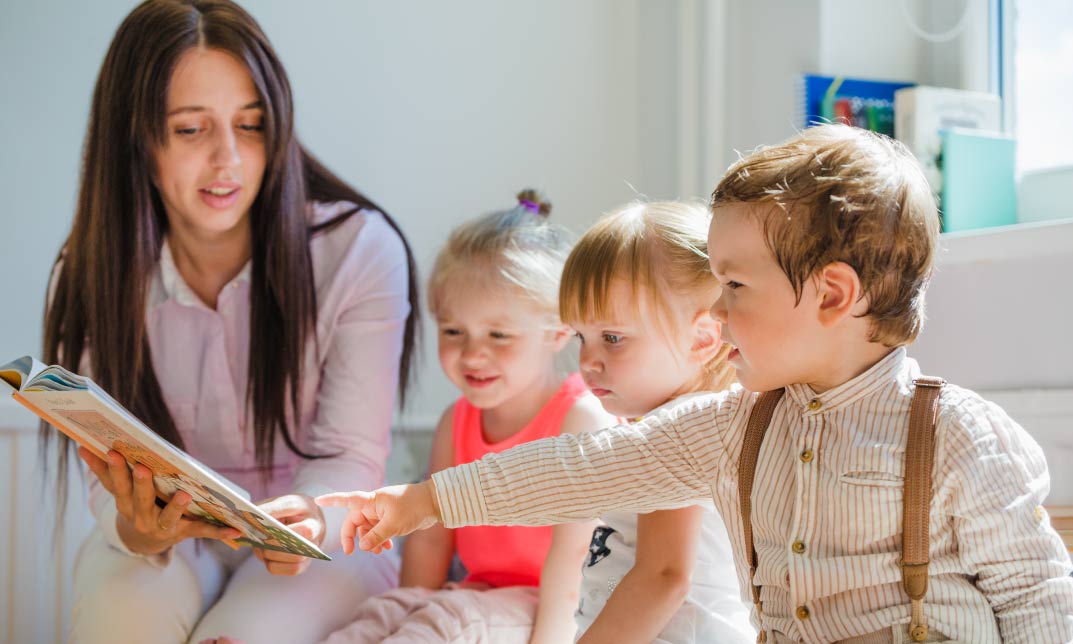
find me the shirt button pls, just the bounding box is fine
[1034,505,1046,523]
[799,448,814,463]
[792,540,806,554]
[807,398,822,411]
[796,605,810,620]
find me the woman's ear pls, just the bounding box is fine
[815,261,863,328]
[689,309,723,364]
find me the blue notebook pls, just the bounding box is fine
[940,128,1016,233]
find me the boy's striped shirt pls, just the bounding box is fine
[433,348,1073,643]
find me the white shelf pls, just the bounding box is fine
[938,217,1073,266]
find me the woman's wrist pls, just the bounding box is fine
[115,512,170,556]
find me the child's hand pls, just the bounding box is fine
[316,481,442,555]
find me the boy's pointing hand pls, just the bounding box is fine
[316,480,442,555]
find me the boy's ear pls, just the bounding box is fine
[689,309,723,363]
[815,261,862,328]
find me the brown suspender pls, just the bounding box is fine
[901,376,944,641]
[738,388,785,644]
[738,377,944,644]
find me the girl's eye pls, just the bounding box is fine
[237,122,264,132]
[603,333,623,345]
[174,127,199,136]
[490,331,510,340]
[574,331,585,344]
[726,280,743,290]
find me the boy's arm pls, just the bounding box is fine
[577,506,704,644]
[432,392,731,529]
[318,392,736,553]
[530,397,618,644]
[399,406,456,589]
[944,397,1073,643]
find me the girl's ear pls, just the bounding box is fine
[689,309,723,364]
[547,323,574,352]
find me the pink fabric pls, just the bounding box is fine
[451,372,587,588]
[79,202,411,556]
[320,586,539,644]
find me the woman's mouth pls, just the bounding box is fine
[199,183,241,209]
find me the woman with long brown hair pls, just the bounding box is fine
[45,1,418,641]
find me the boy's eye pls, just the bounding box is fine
[574,331,585,344]
[490,331,511,340]
[441,328,462,337]
[603,333,623,344]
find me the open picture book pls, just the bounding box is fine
[1,355,330,560]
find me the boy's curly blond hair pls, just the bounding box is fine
[712,124,941,347]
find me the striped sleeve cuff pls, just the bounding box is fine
[431,462,488,528]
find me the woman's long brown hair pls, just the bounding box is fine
[42,0,419,513]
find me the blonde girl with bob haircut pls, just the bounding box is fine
[559,201,754,644]
[315,191,616,644]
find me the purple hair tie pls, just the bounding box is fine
[518,199,541,214]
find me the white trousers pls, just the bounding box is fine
[70,529,399,644]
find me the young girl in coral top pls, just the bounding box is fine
[315,191,616,644]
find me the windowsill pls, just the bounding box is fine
[939,217,1073,266]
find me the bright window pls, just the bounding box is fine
[1004,0,1073,175]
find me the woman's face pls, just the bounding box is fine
[152,47,266,240]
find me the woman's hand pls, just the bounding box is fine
[79,447,241,556]
[316,480,442,555]
[252,493,325,576]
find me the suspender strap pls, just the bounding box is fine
[739,378,943,644]
[738,389,785,644]
[902,376,944,642]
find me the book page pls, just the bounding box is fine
[0,355,48,391]
[17,387,329,560]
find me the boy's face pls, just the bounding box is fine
[707,204,825,392]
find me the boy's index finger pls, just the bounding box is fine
[315,491,363,508]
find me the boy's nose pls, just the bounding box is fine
[709,294,728,323]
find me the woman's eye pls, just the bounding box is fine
[174,127,199,136]
[237,122,263,132]
[603,333,623,344]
